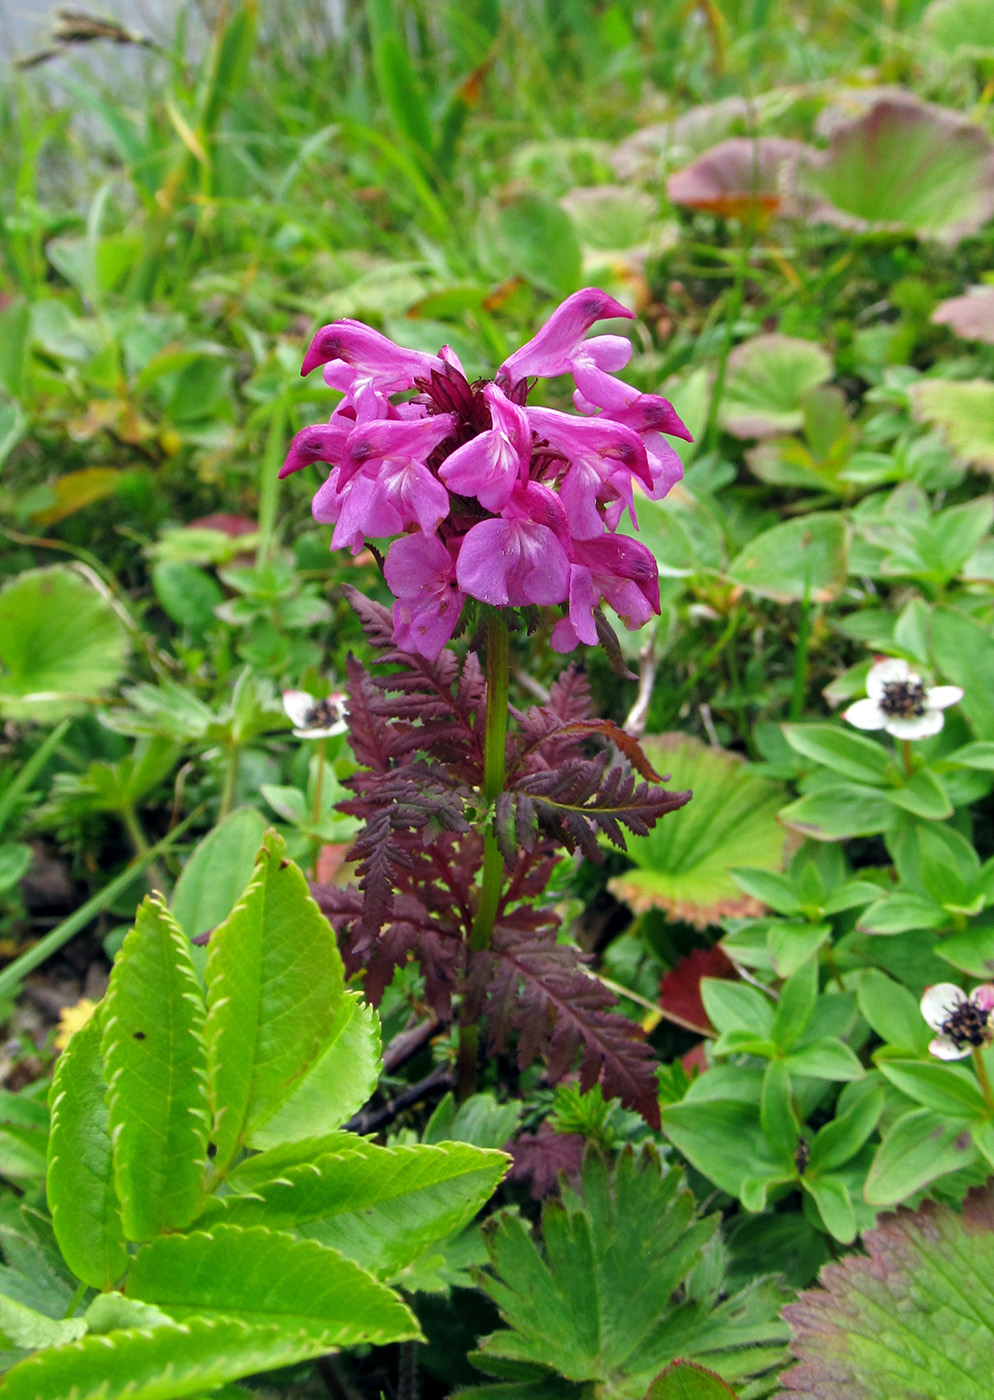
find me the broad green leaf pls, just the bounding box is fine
[0,566,129,722]
[865,1106,976,1204]
[661,1099,784,1200]
[726,512,847,603]
[857,891,945,935]
[857,969,931,1053]
[727,869,801,916]
[0,1315,379,1400]
[490,193,583,299]
[809,1084,884,1173]
[102,897,209,1240]
[646,1360,739,1399]
[127,1224,418,1343]
[931,605,994,738]
[700,980,775,1038]
[203,1141,508,1276]
[47,1014,128,1289]
[798,94,994,243]
[84,1293,176,1334]
[720,334,833,439]
[924,0,994,58]
[204,833,346,1169]
[0,1292,86,1349]
[802,1174,856,1243]
[779,783,894,841]
[934,924,994,979]
[246,990,380,1148]
[0,1210,77,1318]
[784,1038,864,1081]
[760,1060,798,1165]
[881,768,952,820]
[912,378,994,470]
[772,959,818,1051]
[781,1183,994,1398]
[608,735,787,928]
[781,724,891,784]
[878,1059,988,1118]
[768,921,831,978]
[170,806,268,945]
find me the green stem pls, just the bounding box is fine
[219,742,241,819]
[311,737,327,881]
[701,232,751,456]
[120,803,167,895]
[974,1046,994,1115]
[458,614,511,1102]
[902,739,913,780]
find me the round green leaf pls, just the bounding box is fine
[608,735,787,929]
[0,566,129,722]
[911,379,994,472]
[720,334,833,439]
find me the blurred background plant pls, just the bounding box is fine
[3,1,994,1397]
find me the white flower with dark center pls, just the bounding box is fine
[921,982,994,1060]
[282,689,348,739]
[842,657,962,740]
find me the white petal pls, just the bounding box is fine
[928,1035,971,1061]
[924,685,963,711]
[885,710,945,740]
[843,698,887,730]
[282,690,316,727]
[921,983,966,1032]
[866,657,913,699]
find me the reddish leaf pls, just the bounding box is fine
[187,513,257,537]
[509,1123,586,1200]
[667,138,809,219]
[659,947,738,1035]
[932,285,994,344]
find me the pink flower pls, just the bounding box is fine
[527,407,651,538]
[499,289,634,408]
[551,535,660,652]
[456,482,571,607]
[921,983,994,1060]
[301,318,442,388]
[384,534,465,661]
[439,383,530,511]
[279,419,354,479]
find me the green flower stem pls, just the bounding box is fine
[120,802,167,895]
[974,1046,994,1115]
[219,741,241,820]
[311,736,327,880]
[458,613,511,1101]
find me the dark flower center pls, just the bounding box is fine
[879,678,927,719]
[941,999,992,1050]
[304,697,345,729]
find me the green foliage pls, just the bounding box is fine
[464,1148,788,1398]
[780,1183,994,1398]
[3,833,506,1395]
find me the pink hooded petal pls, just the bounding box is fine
[341,413,457,486]
[330,475,380,552]
[456,519,570,607]
[973,985,994,1013]
[301,319,442,384]
[643,434,685,498]
[527,407,651,490]
[311,469,344,525]
[560,459,609,539]
[280,420,353,478]
[501,480,572,551]
[581,334,634,374]
[551,614,582,654]
[439,387,528,511]
[571,359,636,412]
[499,288,633,382]
[610,392,694,443]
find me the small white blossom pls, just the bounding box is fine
[843,657,962,740]
[921,982,994,1060]
[282,688,348,739]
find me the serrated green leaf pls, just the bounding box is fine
[170,806,268,947]
[646,1360,739,1399]
[247,991,380,1149]
[203,1141,508,1276]
[47,1013,127,1289]
[102,896,210,1240]
[0,1315,374,1400]
[84,1292,177,1334]
[127,1224,419,1343]
[0,1292,86,1350]
[782,1183,994,1398]
[204,833,346,1170]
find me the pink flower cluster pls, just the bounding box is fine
[281,289,690,660]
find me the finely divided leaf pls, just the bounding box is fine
[102,896,210,1240]
[127,1223,419,1344]
[47,1013,128,1289]
[201,1140,508,1276]
[204,832,346,1170]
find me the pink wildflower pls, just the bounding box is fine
[284,288,690,655]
